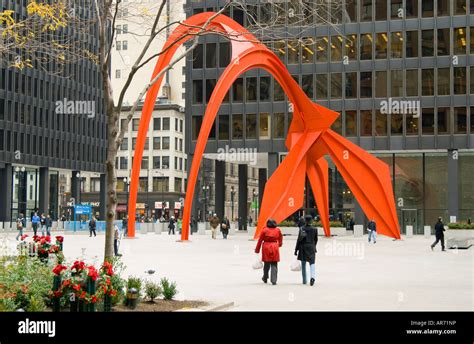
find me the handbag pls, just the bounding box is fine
[252,254,263,270]
[290,259,301,272]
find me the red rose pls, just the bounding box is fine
[87,266,98,281]
[91,296,98,303]
[55,236,64,242]
[101,261,114,276]
[33,235,39,242]
[20,234,28,241]
[79,291,86,299]
[72,284,81,291]
[53,290,62,298]
[52,264,67,275]
[45,236,51,242]
[108,290,117,296]
[62,279,71,288]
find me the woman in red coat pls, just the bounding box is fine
[255,219,283,285]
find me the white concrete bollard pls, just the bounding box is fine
[247,226,256,238]
[197,222,207,235]
[154,222,162,234]
[406,225,413,238]
[424,226,431,238]
[5,222,12,232]
[354,225,363,237]
[0,222,3,231]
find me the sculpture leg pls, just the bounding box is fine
[306,157,331,237]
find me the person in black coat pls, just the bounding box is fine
[168,216,176,235]
[122,216,128,237]
[367,219,377,244]
[89,217,97,237]
[297,216,305,229]
[295,215,318,286]
[220,216,230,239]
[431,217,446,251]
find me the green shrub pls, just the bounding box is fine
[144,281,162,302]
[26,294,46,312]
[277,220,296,227]
[448,222,474,229]
[127,276,142,295]
[160,278,178,300]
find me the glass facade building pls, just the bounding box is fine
[0,0,107,222]
[185,0,474,233]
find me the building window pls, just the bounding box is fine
[360,110,373,136]
[391,0,403,18]
[406,31,419,58]
[153,137,161,150]
[437,68,451,95]
[192,116,202,140]
[360,0,373,21]
[406,69,419,96]
[454,107,467,134]
[206,79,216,103]
[360,34,373,60]
[274,80,284,101]
[345,111,357,136]
[132,119,140,131]
[219,115,229,140]
[375,71,387,98]
[301,38,315,64]
[246,114,257,139]
[391,70,403,97]
[206,43,217,68]
[141,157,149,169]
[273,113,285,138]
[437,28,450,56]
[116,41,121,50]
[316,37,328,62]
[422,108,435,135]
[153,177,169,192]
[391,32,403,58]
[288,40,300,64]
[192,80,203,104]
[115,69,121,78]
[421,30,434,56]
[246,78,257,102]
[232,114,243,139]
[316,74,328,99]
[346,0,358,22]
[233,78,244,102]
[162,118,170,130]
[275,40,286,62]
[345,72,358,98]
[193,44,203,69]
[162,137,170,150]
[454,67,467,94]
[119,157,128,170]
[153,156,160,169]
[406,0,419,17]
[260,77,271,101]
[331,36,343,62]
[122,41,128,50]
[259,113,271,139]
[375,0,387,20]
[454,0,467,14]
[406,114,419,135]
[422,0,434,17]
[375,110,387,136]
[421,69,435,96]
[360,72,373,98]
[437,0,450,15]
[153,118,161,131]
[437,108,450,134]
[346,34,358,60]
[391,114,403,135]
[453,27,467,55]
[219,42,230,68]
[174,178,182,193]
[162,156,170,169]
[330,73,342,99]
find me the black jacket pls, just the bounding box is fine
[168,219,175,229]
[368,221,376,232]
[295,225,318,264]
[45,217,53,227]
[434,221,445,235]
[89,220,96,229]
[220,219,230,233]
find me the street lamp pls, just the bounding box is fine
[123,177,130,218]
[230,186,236,221]
[14,167,26,217]
[76,172,82,205]
[202,185,209,222]
[156,166,168,220]
[252,189,258,224]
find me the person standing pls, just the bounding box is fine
[297,216,305,229]
[367,219,377,244]
[255,219,283,285]
[16,213,26,241]
[295,215,318,286]
[168,216,176,235]
[431,217,446,251]
[39,214,47,236]
[248,216,253,227]
[220,216,230,239]
[114,225,122,256]
[45,214,53,236]
[122,216,128,237]
[209,213,220,239]
[349,217,355,231]
[31,212,40,236]
[89,217,97,237]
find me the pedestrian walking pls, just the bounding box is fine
[31,212,40,236]
[39,213,47,236]
[89,217,97,237]
[16,213,26,240]
[248,216,253,227]
[295,215,318,286]
[367,219,377,244]
[431,217,446,251]
[114,224,122,256]
[122,216,128,237]
[221,216,230,239]
[177,218,182,234]
[255,218,283,285]
[209,213,220,239]
[168,216,176,235]
[45,214,53,236]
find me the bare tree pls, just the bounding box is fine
[1,0,343,260]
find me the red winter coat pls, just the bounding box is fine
[255,227,283,262]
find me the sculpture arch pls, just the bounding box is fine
[127,12,401,240]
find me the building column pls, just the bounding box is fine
[448,149,459,221]
[354,200,365,226]
[99,173,107,220]
[238,164,248,231]
[71,170,80,205]
[215,160,225,219]
[0,163,13,222]
[258,168,267,216]
[38,167,50,215]
[268,152,279,178]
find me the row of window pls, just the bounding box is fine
[193,0,474,27]
[192,66,474,104]
[122,117,184,133]
[193,27,473,70]
[119,136,184,152]
[191,106,474,141]
[117,155,187,172]
[0,129,105,163]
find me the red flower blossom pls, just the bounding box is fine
[20,234,28,241]
[71,261,86,272]
[32,235,39,242]
[62,280,71,288]
[108,290,117,296]
[53,290,62,298]
[91,296,98,303]
[106,278,111,285]
[101,261,114,276]
[72,284,81,291]
[55,236,64,243]
[79,291,86,299]
[52,264,67,276]
[87,266,98,281]
[45,236,51,243]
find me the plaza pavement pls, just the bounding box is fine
[1,230,473,311]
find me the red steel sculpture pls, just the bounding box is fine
[127,12,401,241]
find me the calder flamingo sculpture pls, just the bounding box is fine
[127,12,401,241]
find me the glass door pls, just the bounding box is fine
[401,209,418,234]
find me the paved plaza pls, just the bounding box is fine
[1,231,473,311]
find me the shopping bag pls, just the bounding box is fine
[252,254,263,270]
[290,259,301,272]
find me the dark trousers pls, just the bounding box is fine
[431,234,445,250]
[114,239,119,256]
[263,262,278,285]
[32,223,38,236]
[90,228,96,237]
[168,227,175,235]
